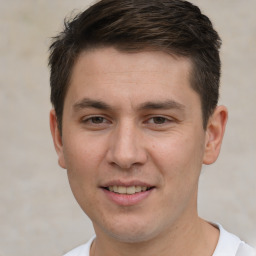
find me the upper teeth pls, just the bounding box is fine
[108,185,148,194]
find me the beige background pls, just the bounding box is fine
[0,0,255,255]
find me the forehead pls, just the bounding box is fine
[71,47,192,80]
[66,47,199,110]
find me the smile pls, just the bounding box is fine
[105,185,152,194]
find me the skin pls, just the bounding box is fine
[50,47,228,256]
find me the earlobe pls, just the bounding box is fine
[49,109,67,169]
[203,106,228,165]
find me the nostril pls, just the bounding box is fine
[106,132,148,169]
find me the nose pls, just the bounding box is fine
[106,121,147,169]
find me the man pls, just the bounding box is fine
[48,0,256,255]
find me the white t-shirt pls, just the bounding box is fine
[64,224,255,256]
[212,224,255,256]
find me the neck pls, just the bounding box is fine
[91,217,219,256]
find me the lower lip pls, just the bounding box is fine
[102,188,153,206]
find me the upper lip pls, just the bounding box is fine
[101,180,154,188]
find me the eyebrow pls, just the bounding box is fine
[73,98,112,112]
[138,100,185,111]
[73,98,185,112]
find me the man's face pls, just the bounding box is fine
[52,48,210,242]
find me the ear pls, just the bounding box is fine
[49,109,67,169]
[203,105,228,165]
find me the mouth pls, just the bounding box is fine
[101,182,155,206]
[103,185,154,195]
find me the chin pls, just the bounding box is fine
[110,231,156,244]
[99,220,162,244]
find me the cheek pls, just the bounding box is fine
[63,138,103,214]
[150,135,204,212]
[63,133,106,172]
[62,142,99,203]
[149,133,204,180]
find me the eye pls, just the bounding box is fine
[81,115,111,128]
[150,116,168,124]
[143,115,176,130]
[89,116,105,124]
[147,116,170,125]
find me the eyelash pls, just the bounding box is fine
[145,116,172,125]
[81,116,110,125]
[81,115,174,128]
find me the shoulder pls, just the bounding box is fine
[213,223,255,256]
[236,243,256,256]
[63,236,95,256]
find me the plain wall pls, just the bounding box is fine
[0,0,255,255]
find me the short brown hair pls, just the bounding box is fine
[49,0,221,131]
